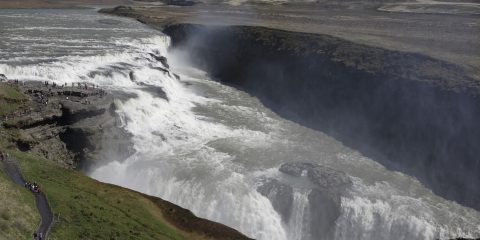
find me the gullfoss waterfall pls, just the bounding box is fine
[1,9,480,240]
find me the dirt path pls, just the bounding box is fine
[0,153,54,239]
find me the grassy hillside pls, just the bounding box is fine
[0,83,26,117]
[0,83,249,240]
[0,169,39,240]
[0,137,248,240]
[14,150,186,240]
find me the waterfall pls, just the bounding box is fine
[287,189,311,240]
[2,9,480,240]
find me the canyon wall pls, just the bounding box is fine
[163,24,480,211]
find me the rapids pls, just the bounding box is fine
[1,9,479,240]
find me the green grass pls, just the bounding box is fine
[0,83,26,117]
[0,88,244,240]
[11,150,189,240]
[0,83,26,101]
[0,167,39,240]
[0,131,200,240]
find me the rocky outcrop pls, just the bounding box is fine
[148,195,253,240]
[1,81,133,169]
[279,163,351,193]
[162,24,480,211]
[149,52,170,68]
[257,162,351,240]
[257,178,293,222]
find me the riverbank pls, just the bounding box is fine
[0,80,251,239]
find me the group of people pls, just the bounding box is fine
[43,80,100,90]
[38,93,49,105]
[33,232,43,240]
[25,181,41,193]
[0,150,46,240]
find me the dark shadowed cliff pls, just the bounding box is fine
[161,24,480,211]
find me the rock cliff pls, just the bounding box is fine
[162,24,480,211]
[1,81,133,169]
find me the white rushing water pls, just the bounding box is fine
[1,9,479,240]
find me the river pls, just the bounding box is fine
[1,8,479,240]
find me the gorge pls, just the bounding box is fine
[1,3,480,240]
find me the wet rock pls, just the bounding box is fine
[308,189,341,240]
[280,162,351,192]
[151,66,169,74]
[173,73,181,80]
[279,162,351,240]
[137,82,168,100]
[148,53,170,68]
[129,71,136,82]
[0,74,7,81]
[257,178,293,222]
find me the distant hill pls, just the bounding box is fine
[0,0,133,9]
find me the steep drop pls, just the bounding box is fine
[162,24,480,212]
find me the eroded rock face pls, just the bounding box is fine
[149,53,170,68]
[281,162,351,240]
[1,81,134,169]
[257,162,351,240]
[162,24,480,211]
[280,162,351,192]
[257,178,293,222]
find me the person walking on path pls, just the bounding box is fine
[0,151,53,239]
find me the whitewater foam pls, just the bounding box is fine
[2,8,480,240]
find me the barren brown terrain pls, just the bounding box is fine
[102,1,480,81]
[0,0,132,8]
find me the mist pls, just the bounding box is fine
[162,24,480,212]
